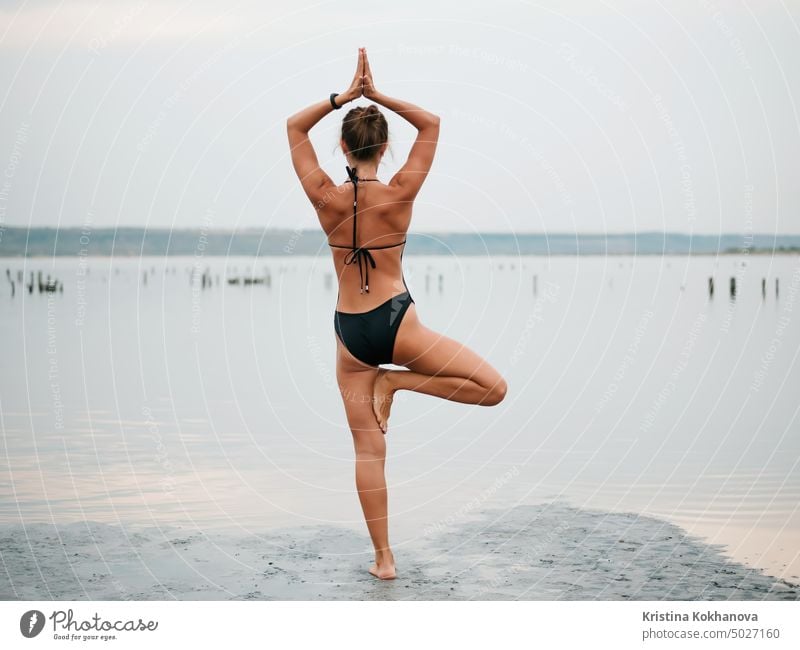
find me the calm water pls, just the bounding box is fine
[1,253,799,582]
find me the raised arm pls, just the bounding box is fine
[286,49,364,205]
[362,50,440,199]
[377,92,440,199]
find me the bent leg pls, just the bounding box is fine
[381,367,501,404]
[335,335,396,579]
[372,304,508,431]
[393,304,507,402]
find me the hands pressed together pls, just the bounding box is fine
[341,47,378,104]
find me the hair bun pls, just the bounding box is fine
[341,104,388,162]
[363,105,380,121]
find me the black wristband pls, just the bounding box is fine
[330,93,342,110]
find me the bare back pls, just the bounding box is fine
[319,180,414,312]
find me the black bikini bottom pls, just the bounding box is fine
[334,290,415,366]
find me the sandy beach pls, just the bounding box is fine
[1,502,797,601]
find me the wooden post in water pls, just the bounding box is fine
[708,276,714,297]
[776,277,779,298]
[438,274,443,293]
[729,276,736,298]
[762,277,766,298]
[533,274,538,296]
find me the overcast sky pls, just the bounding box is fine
[0,0,798,234]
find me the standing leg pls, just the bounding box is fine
[335,335,396,579]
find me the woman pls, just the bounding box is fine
[287,48,508,580]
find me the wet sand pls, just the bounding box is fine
[1,502,797,601]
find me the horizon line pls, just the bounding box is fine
[4,226,800,237]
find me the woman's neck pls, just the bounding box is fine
[348,161,379,179]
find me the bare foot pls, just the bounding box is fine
[368,550,396,580]
[372,369,395,434]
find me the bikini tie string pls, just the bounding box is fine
[344,164,371,292]
[343,247,376,293]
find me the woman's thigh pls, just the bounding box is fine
[335,335,384,449]
[392,304,504,389]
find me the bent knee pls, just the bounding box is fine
[483,376,508,406]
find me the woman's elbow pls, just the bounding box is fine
[286,114,305,132]
[419,114,440,132]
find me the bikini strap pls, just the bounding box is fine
[364,240,407,250]
[337,166,401,293]
[344,165,370,292]
[345,165,359,252]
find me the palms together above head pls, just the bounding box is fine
[343,48,365,102]
[342,47,378,102]
[361,48,378,99]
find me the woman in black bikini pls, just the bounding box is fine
[287,48,508,580]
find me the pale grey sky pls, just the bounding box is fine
[0,0,798,233]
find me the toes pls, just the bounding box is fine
[372,407,384,432]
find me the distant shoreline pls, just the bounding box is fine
[2,250,799,260]
[1,227,799,257]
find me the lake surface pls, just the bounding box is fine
[1,253,798,583]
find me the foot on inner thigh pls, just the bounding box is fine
[372,369,395,434]
[368,549,396,580]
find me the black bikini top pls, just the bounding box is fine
[328,165,407,293]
